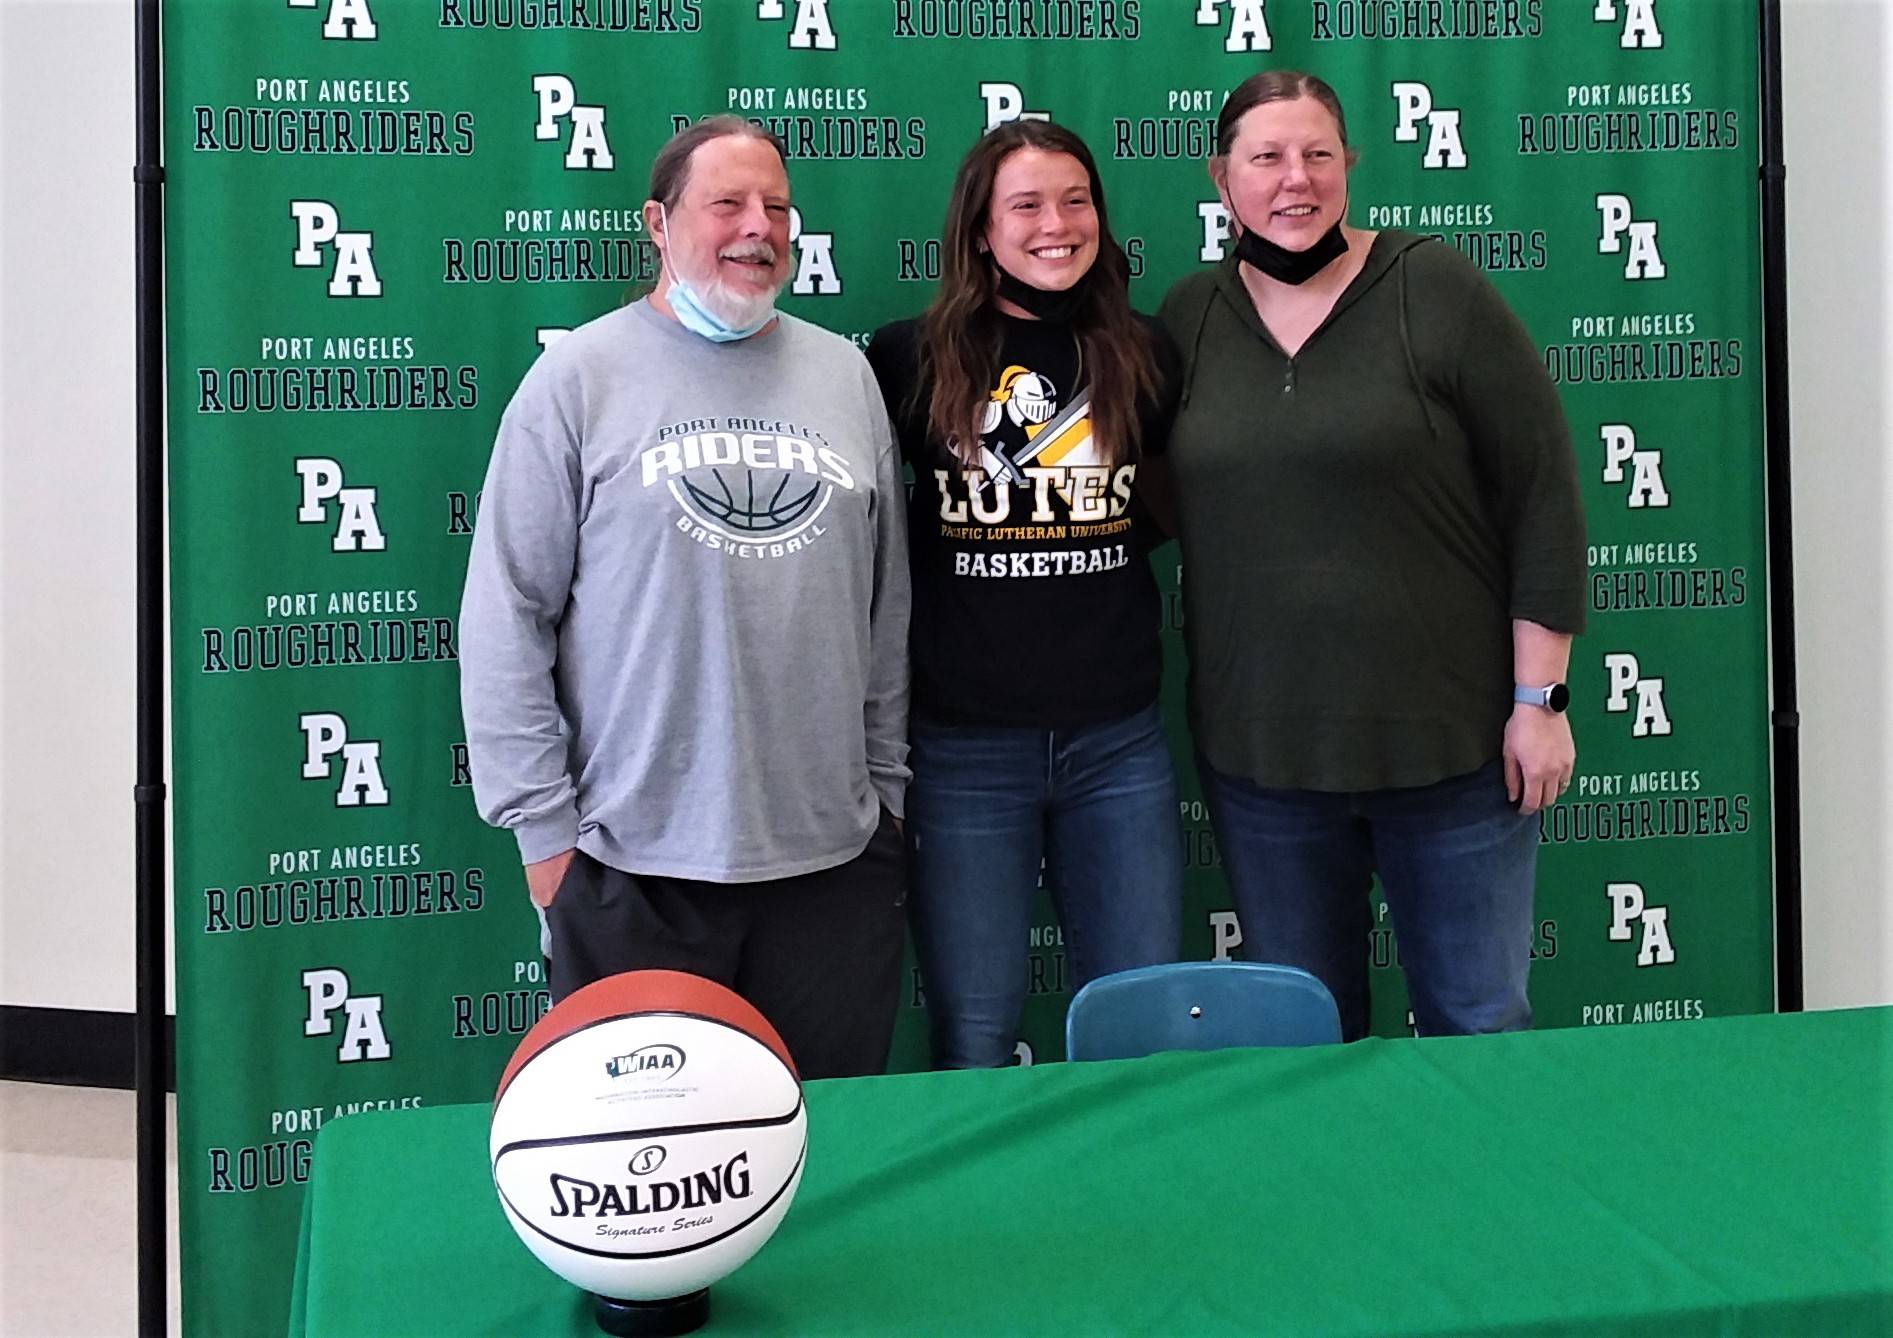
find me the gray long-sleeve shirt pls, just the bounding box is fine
[459,299,910,882]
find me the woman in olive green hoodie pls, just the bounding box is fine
[1158,71,1586,1043]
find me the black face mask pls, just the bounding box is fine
[1231,216,1348,286]
[993,265,1090,324]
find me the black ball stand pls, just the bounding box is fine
[593,1289,710,1337]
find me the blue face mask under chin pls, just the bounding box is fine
[660,207,777,343]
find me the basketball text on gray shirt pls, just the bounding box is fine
[459,300,911,883]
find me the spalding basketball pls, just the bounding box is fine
[490,971,807,1303]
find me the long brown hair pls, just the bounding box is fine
[919,121,1159,467]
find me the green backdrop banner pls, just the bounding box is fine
[165,1,1771,1331]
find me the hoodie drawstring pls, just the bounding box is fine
[1180,284,1216,409]
[1397,252,1441,439]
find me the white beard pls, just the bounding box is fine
[675,253,786,329]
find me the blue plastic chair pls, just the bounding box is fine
[1064,961,1343,1062]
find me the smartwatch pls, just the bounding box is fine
[1514,683,1570,713]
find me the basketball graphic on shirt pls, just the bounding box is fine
[639,421,861,554]
[681,468,823,535]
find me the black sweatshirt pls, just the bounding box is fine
[867,313,1180,729]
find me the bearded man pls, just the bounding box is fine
[459,117,912,1079]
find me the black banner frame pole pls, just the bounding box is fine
[1757,0,1803,1013]
[134,0,170,1332]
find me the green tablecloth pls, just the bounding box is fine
[289,1008,1893,1336]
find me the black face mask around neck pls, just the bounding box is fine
[1231,217,1349,286]
[993,265,1090,323]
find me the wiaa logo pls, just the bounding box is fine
[757,0,836,50]
[286,0,376,40]
[605,1043,686,1080]
[533,75,613,170]
[1195,0,1270,52]
[1594,0,1662,49]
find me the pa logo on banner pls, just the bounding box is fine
[1195,0,1270,51]
[286,0,375,40]
[1607,882,1675,965]
[1594,0,1662,49]
[789,208,840,295]
[291,201,380,297]
[980,83,1049,132]
[296,458,385,551]
[533,75,612,170]
[1597,194,1665,279]
[1392,83,1466,169]
[1197,202,1232,262]
[302,967,391,1061]
[757,0,836,50]
[1600,424,1668,508]
[299,712,390,806]
[1603,653,1672,738]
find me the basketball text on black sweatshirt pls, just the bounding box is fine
[867,313,1179,729]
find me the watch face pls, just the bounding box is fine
[1547,683,1571,713]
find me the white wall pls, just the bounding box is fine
[0,0,1887,1016]
[1781,0,1893,1008]
[0,0,148,1013]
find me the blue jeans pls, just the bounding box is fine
[906,702,1184,1068]
[1199,757,1537,1043]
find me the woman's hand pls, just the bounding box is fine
[1503,706,1574,815]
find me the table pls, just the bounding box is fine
[289,1008,1893,1336]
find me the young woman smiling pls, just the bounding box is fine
[866,120,1183,1069]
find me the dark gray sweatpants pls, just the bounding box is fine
[544,812,907,1080]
